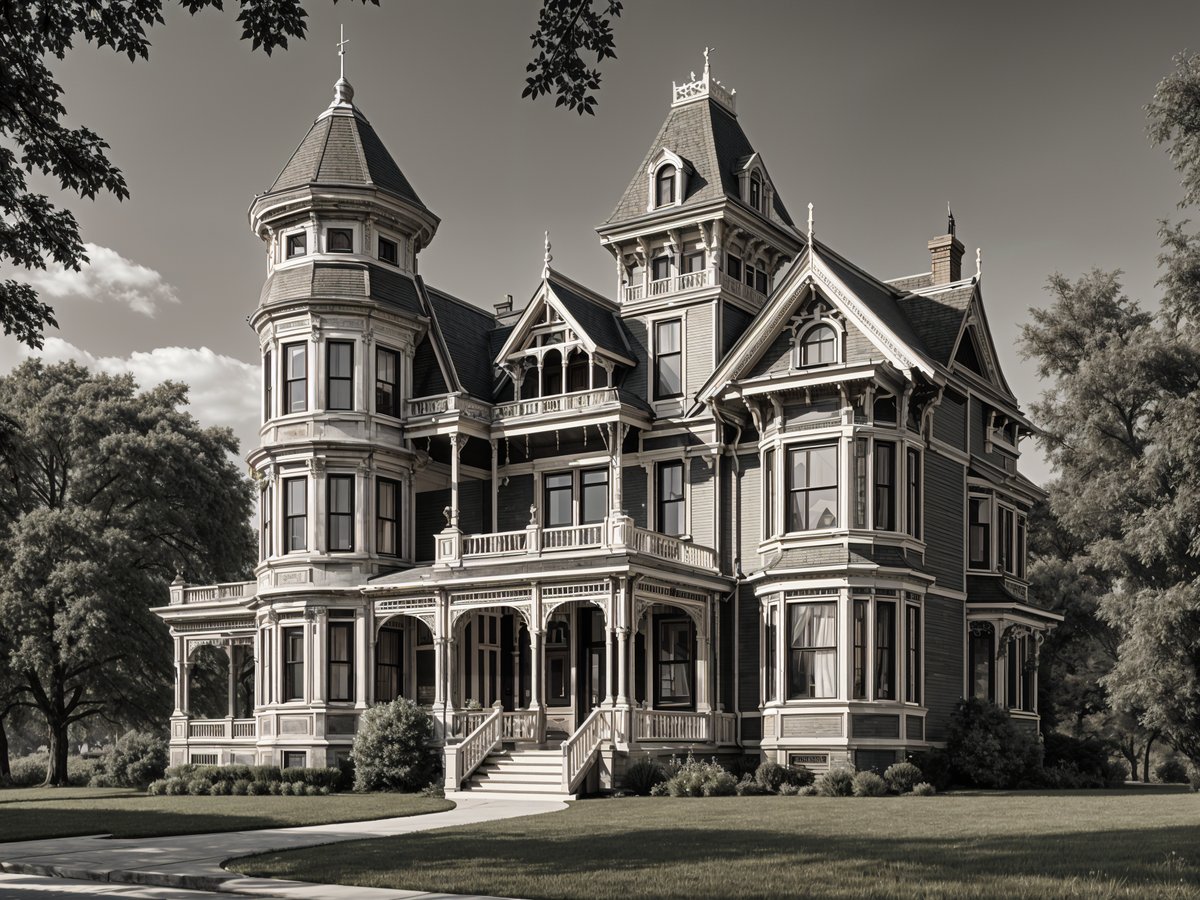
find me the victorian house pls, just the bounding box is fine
[155,55,1060,799]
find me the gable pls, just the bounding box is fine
[953,325,986,376]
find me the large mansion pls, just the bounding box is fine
[156,56,1059,799]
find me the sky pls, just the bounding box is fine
[3,0,1199,485]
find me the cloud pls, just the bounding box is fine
[9,243,180,316]
[6,338,260,456]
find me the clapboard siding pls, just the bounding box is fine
[622,318,649,399]
[748,329,793,378]
[414,488,448,562]
[685,305,714,401]
[737,582,760,712]
[933,390,967,449]
[723,303,754,355]
[737,453,762,565]
[906,716,924,741]
[719,592,735,711]
[925,594,965,743]
[623,465,648,528]
[689,460,714,548]
[497,474,533,532]
[851,713,900,739]
[923,452,964,592]
[843,322,877,364]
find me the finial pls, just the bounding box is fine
[976,247,982,278]
[807,202,814,246]
[947,202,956,237]
[703,46,713,80]
[337,24,349,80]
[542,230,552,278]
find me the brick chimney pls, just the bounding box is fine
[928,205,965,284]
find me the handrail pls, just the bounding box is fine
[444,705,503,790]
[630,527,717,570]
[635,709,711,742]
[561,707,612,793]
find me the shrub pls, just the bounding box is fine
[231,779,251,796]
[789,765,815,788]
[186,777,210,796]
[146,779,168,796]
[164,777,188,796]
[210,779,233,796]
[908,748,952,792]
[735,774,767,796]
[95,731,168,788]
[9,753,48,787]
[814,766,855,797]
[852,771,889,797]
[658,755,736,797]
[268,780,284,795]
[753,761,790,793]
[1156,758,1189,784]
[777,781,801,796]
[1043,733,1124,788]
[884,761,923,795]
[946,698,1041,789]
[351,699,439,793]
[624,757,665,796]
[247,779,269,795]
[912,782,936,796]
[798,784,818,796]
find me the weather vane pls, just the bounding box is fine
[337,24,349,80]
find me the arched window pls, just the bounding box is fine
[798,324,838,367]
[749,173,762,210]
[655,166,676,207]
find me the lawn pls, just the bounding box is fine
[233,787,1200,899]
[0,786,452,842]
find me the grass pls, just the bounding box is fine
[0,786,452,842]
[232,787,1200,899]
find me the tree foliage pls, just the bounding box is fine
[0,361,254,784]
[1,0,612,349]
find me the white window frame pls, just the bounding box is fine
[322,221,360,255]
[793,318,844,369]
[646,149,687,212]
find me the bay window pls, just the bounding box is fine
[327,341,353,410]
[283,626,304,701]
[969,496,991,569]
[853,600,867,699]
[786,444,838,531]
[998,506,1015,574]
[655,616,695,709]
[283,342,307,413]
[375,346,399,417]
[284,477,306,552]
[788,602,837,699]
[906,604,922,704]
[263,350,273,421]
[874,440,896,531]
[969,625,994,703]
[876,600,897,700]
[1007,634,1035,712]
[853,438,868,529]
[327,474,354,552]
[765,605,778,702]
[657,460,685,536]
[906,448,921,538]
[327,620,354,702]
[376,478,399,556]
[764,448,776,537]
[260,484,273,560]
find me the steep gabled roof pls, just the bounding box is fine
[895,281,976,365]
[605,98,793,226]
[422,283,498,399]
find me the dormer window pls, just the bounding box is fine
[797,323,838,368]
[286,232,307,258]
[749,173,762,210]
[655,166,677,207]
[378,236,398,265]
[327,228,353,253]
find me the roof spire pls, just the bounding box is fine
[947,201,956,236]
[331,25,354,108]
[338,24,349,79]
[542,230,552,279]
[976,247,982,279]
[807,202,814,248]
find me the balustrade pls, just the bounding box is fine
[561,707,612,793]
[635,709,711,742]
[445,705,504,790]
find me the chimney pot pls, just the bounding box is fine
[494,293,514,315]
[928,233,965,285]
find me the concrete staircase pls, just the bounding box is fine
[448,746,575,802]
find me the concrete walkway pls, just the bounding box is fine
[0,796,566,899]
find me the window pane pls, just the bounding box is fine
[287,233,307,257]
[651,256,671,281]
[378,237,398,264]
[655,167,675,206]
[285,343,307,413]
[875,601,896,700]
[685,251,705,273]
[809,445,837,487]
[328,228,352,252]
[544,473,572,527]
[580,468,608,524]
[328,475,353,551]
[853,600,867,700]
[807,487,838,529]
[727,255,742,281]
[375,347,398,417]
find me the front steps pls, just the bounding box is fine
[446,746,576,802]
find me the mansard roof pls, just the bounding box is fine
[605,98,793,226]
[258,261,423,316]
[268,80,429,213]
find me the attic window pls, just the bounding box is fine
[286,232,307,258]
[655,166,677,207]
[327,228,353,253]
[797,324,838,368]
[955,329,985,376]
[749,173,761,210]
[378,236,398,265]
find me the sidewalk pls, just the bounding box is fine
[0,796,566,899]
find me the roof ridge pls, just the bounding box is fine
[907,277,977,297]
[813,238,903,299]
[424,282,498,324]
[547,269,618,309]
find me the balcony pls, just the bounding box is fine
[169,581,257,606]
[185,718,258,741]
[621,269,766,305]
[493,388,621,423]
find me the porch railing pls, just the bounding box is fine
[630,528,717,570]
[562,706,613,794]
[719,272,766,304]
[714,712,738,746]
[405,393,493,423]
[493,388,620,422]
[176,582,255,605]
[450,709,541,741]
[543,523,603,550]
[635,709,711,742]
[461,521,717,571]
[445,705,504,791]
[463,531,528,556]
[186,718,257,740]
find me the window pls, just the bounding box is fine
[378,236,398,265]
[263,350,273,421]
[284,477,306,552]
[375,346,399,417]
[656,460,685,536]
[874,394,897,424]
[906,605,922,704]
[969,497,991,569]
[906,448,921,539]
[327,228,353,253]
[788,602,837,699]
[327,475,354,552]
[328,621,354,702]
[763,448,776,537]
[999,506,1015,574]
[749,173,762,210]
[726,254,742,282]
[653,319,682,399]
[543,472,573,528]
[853,600,867,700]
[546,614,570,707]
[375,626,402,702]
[261,484,273,560]
[283,750,306,768]
[654,165,676,207]
[765,605,778,702]
[1006,635,1034,711]
[754,267,768,294]
[684,251,705,273]
[745,261,755,286]
[327,341,353,410]
[874,441,896,531]
[580,468,608,524]
[876,601,896,700]
[651,255,671,282]
[786,444,838,531]
[286,232,306,258]
[655,617,694,708]
[283,627,304,701]
[969,627,994,702]
[798,324,837,367]
[1017,514,1027,579]
[853,438,868,529]
[376,478,399,556]
[283,343,307,413]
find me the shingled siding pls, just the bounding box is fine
[719,456,734,571]
[622,318,649,399]
[851,714,900,739]
[497,475,533,532]
[685,305,714,403]
[933,391,967,449]
[737,581,761,712]
[689,460,714,549]
[924,452,964,592]
[723,303,754,355]
[414,488,449,562]
[748,329,793,378]
[925,594,964,743]
[843,321,878,364]
[412,336,448,397]
[737,453,762,566]
[623,465,648,528]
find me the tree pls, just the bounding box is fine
[0,361,254,785]
[1,1,619,351]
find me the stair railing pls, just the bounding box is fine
[444,703,503,791]
[561,707,612,793]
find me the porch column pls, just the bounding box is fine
[355,607,370,708]
[449,433,461,527]
[561,352,569,394]
[182,661,194,716]
[604,619,615,706]
[696,608,712,714]
[616,627,630,706]
[611,424,624,512]
[530,628,543,709]
[225,642,237,719]
[490,440,499,534]
[588,352,595,390]
[173,636,186,714]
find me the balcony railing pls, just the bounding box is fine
[493,388,620,422]
[463,531,527,556]
[405,393,492,424]
[186,718,257,740]
[631,528,718,570]
[719,272,766,304]
[173,582,255,606]
[625,269,717,304]
[635,709,710,742]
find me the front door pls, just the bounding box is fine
[580,607,606,714]
[466,612,501,707]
